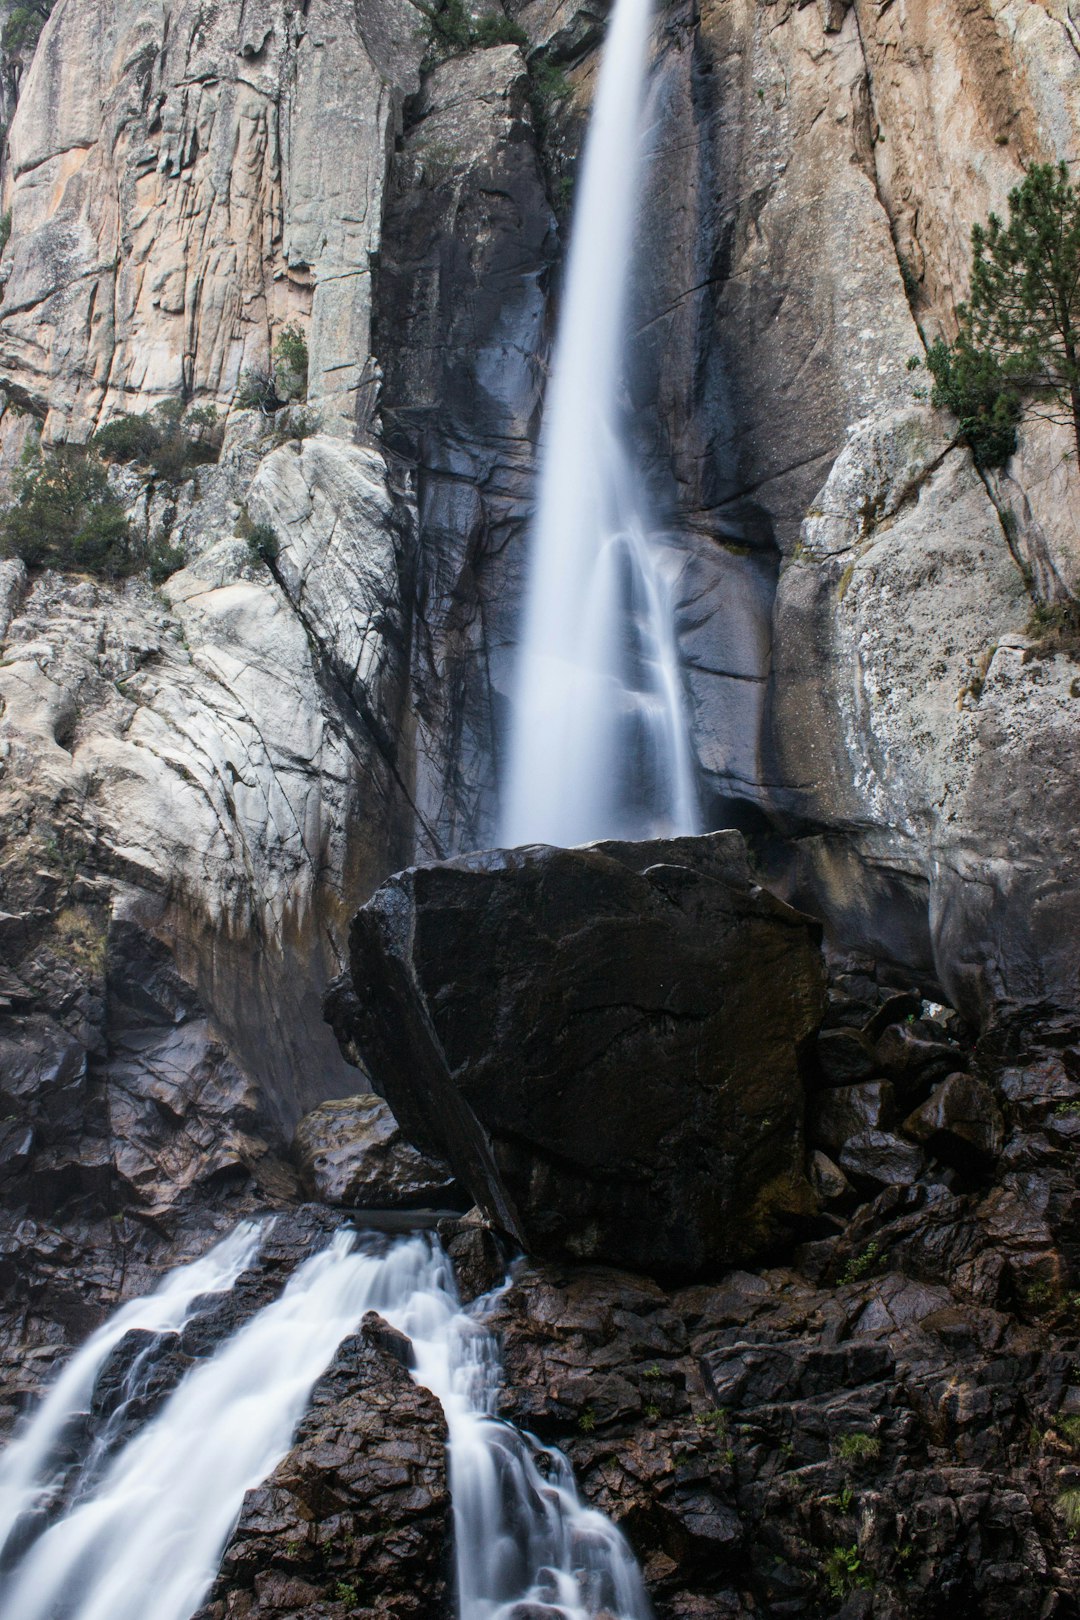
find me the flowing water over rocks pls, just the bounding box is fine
[0,1227,652,1620]
[0,1222,262,1568]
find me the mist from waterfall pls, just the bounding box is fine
[500,0,698,849]
[0,1230,651,1620]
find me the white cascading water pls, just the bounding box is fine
[385,1238,652,1620]
[500,0,698,849]
[0,1231,651,1620]
[0,1219,263,1566]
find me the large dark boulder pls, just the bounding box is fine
[326,832,826,1278]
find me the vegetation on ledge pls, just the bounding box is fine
[0,442,183,583]
[916,162,1080,468]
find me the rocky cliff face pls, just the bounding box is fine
[0,0,424,440]
[3,2,1080,1613]
[2,0,1078,1128]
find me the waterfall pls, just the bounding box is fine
[0,1229,651,1620]
[500,0,698,849]
[0,1220,263,1566]
[385,1238,653,1620]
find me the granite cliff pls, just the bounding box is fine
[2,0,1080,1615]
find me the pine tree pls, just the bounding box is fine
[928,162,1080,467]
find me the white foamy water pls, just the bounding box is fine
[0,1220,263,1564]
[381,1238,653,1620]
[500,0,698,848]
[0,1230,650,1620]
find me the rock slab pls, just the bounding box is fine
[327,832,826,1278]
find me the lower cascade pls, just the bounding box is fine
[0,1228,651,1620]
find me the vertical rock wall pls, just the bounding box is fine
[0,0,423,441]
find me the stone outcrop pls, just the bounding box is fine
[485,1001,1080,1620]
[0,430,422,1220]
[198,1316,451,1620]
[292,1094,459,1210]
[769,407,1080,1020]
[328,831,826,1277]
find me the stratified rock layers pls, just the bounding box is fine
[328,832,826,1277]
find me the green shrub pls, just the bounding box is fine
[272,406,320,446]
[529,56,571,138]
[922,336,1021,469]
[823,1544,872,1599]
[245,521,279,567]
[2,3,54,55]
[93,413,162,464]
[1057,1487,1080,1539]
[93,401,222,480]
[0,209,11,256]
[834,1432,881,1464]
[1055,1413,1080,1450]
[146,526,186,584]
[236,365,281,415]
[471,11,527,47]
[418,0,525,62]
[837,1240,881,1285]
[0,447,134,578]
[272,323,309,402]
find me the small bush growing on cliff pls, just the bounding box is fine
[272,324,309,402]
[236,365,282,415]
[146,524,186,584]
[238,508,279,567]
[918,162,1080,467]
[2,2,54,55]
[1056,1487,1080,1539]
[923,336,1022,468]
[834,1431,881,1465]
[528,56,571,137]
[417,0,525,63]
[823,1545,872,1600]
[0,446,134,577]
[93,412,162,465]
[93,400,223,481]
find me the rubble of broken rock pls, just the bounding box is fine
[482,969,1080,1619]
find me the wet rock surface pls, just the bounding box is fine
[196,1315,451,1620]
[292,1095,460,1210]
[4,965,1080,1619]
[328,831,826,1278]
[484,998,1080,1619]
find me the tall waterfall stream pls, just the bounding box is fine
[500,0,698,847]
[0,1227,652,1620]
